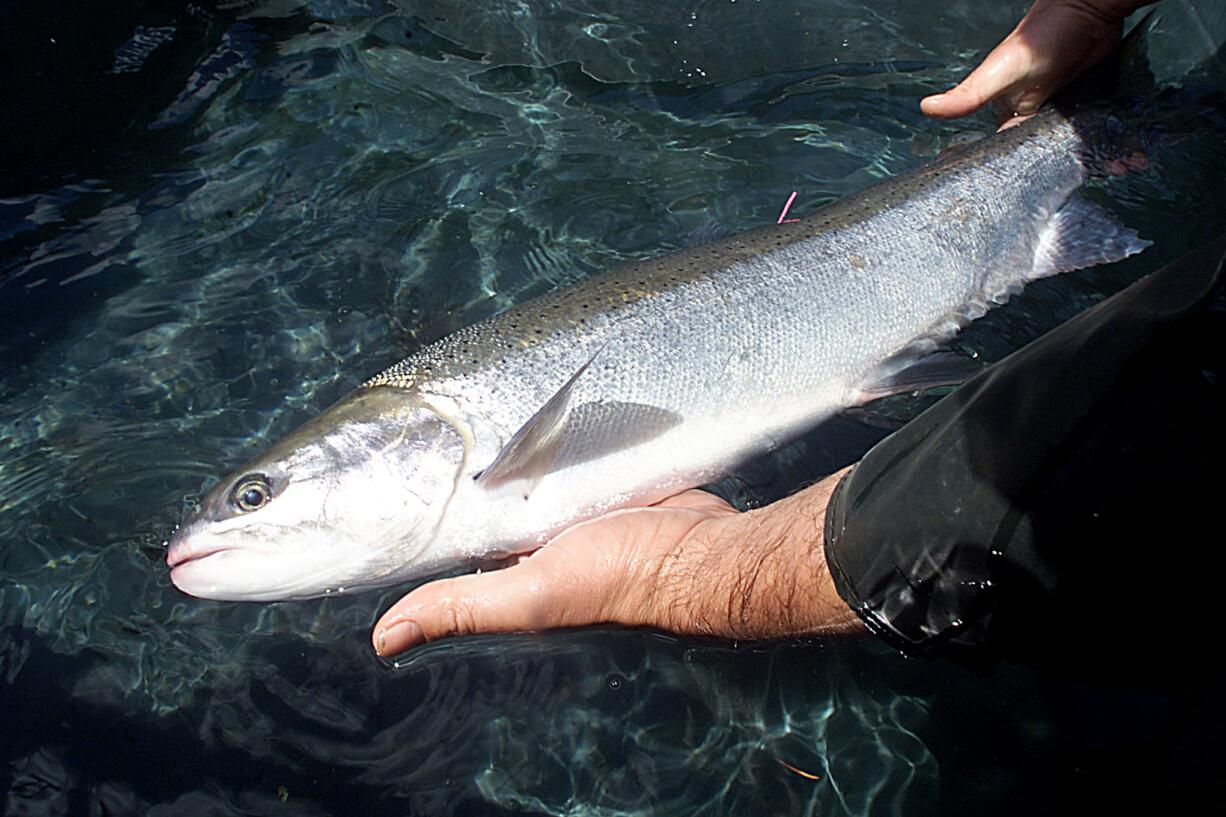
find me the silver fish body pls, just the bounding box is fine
[167,105,1149,601]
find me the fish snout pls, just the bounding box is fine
[165,523,226,568]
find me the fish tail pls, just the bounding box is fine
[1182,27,1226,129]
[1060,11,1226,178]
[1053,10,1159,111]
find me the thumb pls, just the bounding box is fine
[922,39,1032,120]
[372,556,590,656]
[372,499,728,656]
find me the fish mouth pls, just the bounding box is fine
[167,548,228,569]
[165,530,230,569]
[167,547,240,600]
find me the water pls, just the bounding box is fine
[2,1,1224,815]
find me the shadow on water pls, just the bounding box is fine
[1,1,1225,815]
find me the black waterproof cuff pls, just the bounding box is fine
[822,235,1226,664]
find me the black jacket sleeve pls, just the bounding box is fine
[822,236,1226,670]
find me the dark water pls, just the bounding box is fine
[2,1,1224,815]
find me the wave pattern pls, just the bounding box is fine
[1,1,1223,815]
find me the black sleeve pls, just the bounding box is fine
[822,236,1226,671]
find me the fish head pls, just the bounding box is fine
[167,386,466,601]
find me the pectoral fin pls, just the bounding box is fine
[475,359,592,491]
[475,357,684,496]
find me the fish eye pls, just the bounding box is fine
[232,474,272,512]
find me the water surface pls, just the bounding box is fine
[2,1,1224,815]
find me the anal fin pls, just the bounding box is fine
[1032,194,1150,280]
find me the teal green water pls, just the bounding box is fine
[1,2,1223,815]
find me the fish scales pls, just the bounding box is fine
[372,115,1080,397]
[341,112,1091,557]
[366,113,1085,505]
[166,96,1153,600]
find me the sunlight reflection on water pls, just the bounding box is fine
[1,1,1223,815]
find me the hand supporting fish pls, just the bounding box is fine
[373,471,863,656]
[923,0,1153,123]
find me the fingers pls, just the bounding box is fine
[372,506,689,656]
[921,0,1131,123]
[372,501,721,656]
[922,38,1033,120]
[373,553,593,656]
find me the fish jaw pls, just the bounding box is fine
[166,516,342,601]
[169,532,341,601]
[165,525,224,570]
[170,551,258,601]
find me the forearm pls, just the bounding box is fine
[644,469,862,641]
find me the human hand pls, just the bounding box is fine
[921,0,1150,123]
[372,469,862,657]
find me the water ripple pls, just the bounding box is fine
[1,1,1223,815]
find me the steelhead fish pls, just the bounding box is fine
[167,25,1164,601]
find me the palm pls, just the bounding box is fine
[373,490,739,655]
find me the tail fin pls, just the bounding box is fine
[1056,10,1226,177]
[1052,10,1159,109]
[1182,2,1226,84]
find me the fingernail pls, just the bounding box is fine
[376,620,423,655]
